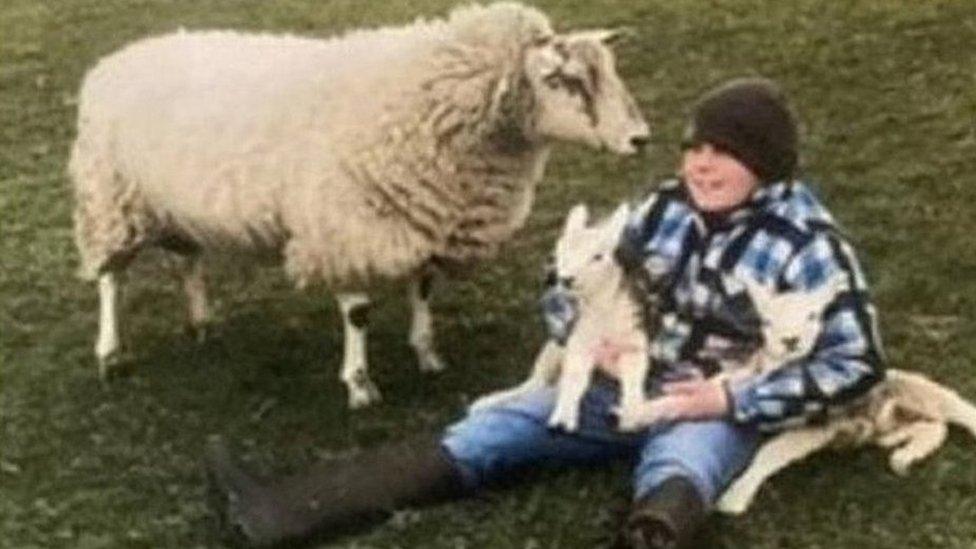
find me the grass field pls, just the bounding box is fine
[3,0,976,547]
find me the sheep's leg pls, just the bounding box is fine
[548,341,593,432]
[716,425,840,515]
[95,271,122,379]
[176,255,211,343]
[408,272,446,373]
[469,340,564,412]
[337,292,380,409]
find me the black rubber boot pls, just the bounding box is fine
[618,477,707,549]
[205,436,468,548]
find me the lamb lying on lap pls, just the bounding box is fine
[491,202,976,520]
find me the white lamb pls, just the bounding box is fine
[713,280,976,515]
[68,2,650,407]
[469,203,660,431]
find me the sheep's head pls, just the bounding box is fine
[525,30,649,155]
[546,203,632,299]
[728,272,849,365]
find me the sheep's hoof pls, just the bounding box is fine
[184,322,212,344]
[417,352,447,374]
[97,351,134,382]
[347,379,382,409]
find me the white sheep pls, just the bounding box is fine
[68,2,650,407]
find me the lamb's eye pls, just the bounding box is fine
[592,253,604,261]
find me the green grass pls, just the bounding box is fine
[3,0,976,547]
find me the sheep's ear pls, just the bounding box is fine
[563,204,589,236]
[570,28,631,46]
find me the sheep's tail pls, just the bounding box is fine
[887,369,976,440]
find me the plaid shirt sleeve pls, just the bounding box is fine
[726,231,886,431]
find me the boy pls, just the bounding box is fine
[207,78,885,549]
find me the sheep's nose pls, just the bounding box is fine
[630,135,651,150]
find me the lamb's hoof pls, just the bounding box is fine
[889,452,914,476]
[347,379,382,409]
[547,415,578,433]
[417,352,447,374]
[714,496,748,516]
[612,407,646,433]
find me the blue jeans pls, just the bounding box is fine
[441,377,761,504]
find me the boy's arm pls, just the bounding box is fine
[725,232,886,431]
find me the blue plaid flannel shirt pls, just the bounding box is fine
[544,178,885,432]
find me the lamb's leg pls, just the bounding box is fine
[176,255,211,343]
[469,340,563,412]
[408,272,446,373]
[95,271,122,379]
[336,292,380,409]
[876,421,948,475]
[612,346,651,432]
[716,425,840,515]
[548,341,593,432]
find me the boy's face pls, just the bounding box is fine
[680,143,760,212]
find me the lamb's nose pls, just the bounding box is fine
[782,336,800,353]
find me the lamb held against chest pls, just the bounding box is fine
[470,203,662,432]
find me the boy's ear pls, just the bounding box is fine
[563,203,589,236]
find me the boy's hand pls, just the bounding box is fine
[628,379,730,424]
[591,338,640,378]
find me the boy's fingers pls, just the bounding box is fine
[661,380,704,395]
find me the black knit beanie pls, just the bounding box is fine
[684,77,798,184]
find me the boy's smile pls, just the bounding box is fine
[680,143,760,213]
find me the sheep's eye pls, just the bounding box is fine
[592,253,604,261]
[543,72,562,89]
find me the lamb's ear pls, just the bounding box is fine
[739,275,775,306]
[563,203,589,236]
[811,272,849,305]
[606,203,631,235]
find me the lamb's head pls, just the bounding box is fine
[733,273,849,364]
[524,30,649,155]
[547,203,631,299]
